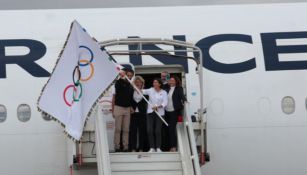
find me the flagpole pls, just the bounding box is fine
[124,75,169,126]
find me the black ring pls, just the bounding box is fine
[73,66,81,86]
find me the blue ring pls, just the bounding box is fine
[79,45,93,66]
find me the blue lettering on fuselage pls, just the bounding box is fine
[0,39,50,78]
[1,31,307,78]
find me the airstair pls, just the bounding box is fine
[69,38,207,175]
[94,102,200,175]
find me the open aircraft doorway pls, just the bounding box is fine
[135,65,185,89]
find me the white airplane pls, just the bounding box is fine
[1,2,307,175]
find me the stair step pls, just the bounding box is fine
[112,170,183,175]
[110,152,183,174]
[110,152,181,163]
[111,161,182,171]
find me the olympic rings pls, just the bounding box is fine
[79,45,93,66]
[63,84,77,107]
[63,45,95,107]
[79,60,94,82]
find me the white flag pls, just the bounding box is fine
[38,21,119,140]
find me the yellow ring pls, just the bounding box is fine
[79,59,94,82]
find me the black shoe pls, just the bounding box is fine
[122,149,129,152]
[115,149,121,152]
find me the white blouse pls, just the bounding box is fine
[133,91,143,112]
[142,88,168,116]
[166,86,175,112]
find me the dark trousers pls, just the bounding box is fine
[129,112,148,151]
[147,112,162,149]
[165,111,178,148]
[161,120,169,151]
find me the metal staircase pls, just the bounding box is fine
[93,103,200,175]
[110,152,183,175]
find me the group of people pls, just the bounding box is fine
[112,68,187,153]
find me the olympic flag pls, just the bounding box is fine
[38,21,119,140]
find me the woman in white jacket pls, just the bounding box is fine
[142,78,168,153]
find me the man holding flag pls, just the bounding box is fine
[112,68,134,152]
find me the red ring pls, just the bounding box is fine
[63,84,77,107]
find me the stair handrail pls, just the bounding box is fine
[95,105,112,175]
[183,102,202,175]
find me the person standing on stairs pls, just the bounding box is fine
[165,76,187,152]
[112,68,134,152]
[142,78,168,153]
[129,76,149,152]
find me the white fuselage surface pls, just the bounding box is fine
[0,3,307,175]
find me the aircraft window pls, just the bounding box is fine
[17,104,31,122]
[281,96,295,115]
[0,105,7,123]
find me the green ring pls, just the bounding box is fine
[73,83,83,102]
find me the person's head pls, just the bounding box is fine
[161,71,169,83]
[125,68,134,80]
[153,78,163,90]
[119,70,126,78]
[133,76,145,89]
[169,76,181,87]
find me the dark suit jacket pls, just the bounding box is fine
[131,95,148,114]
[162,83,170,91]
[166,86,187,112]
